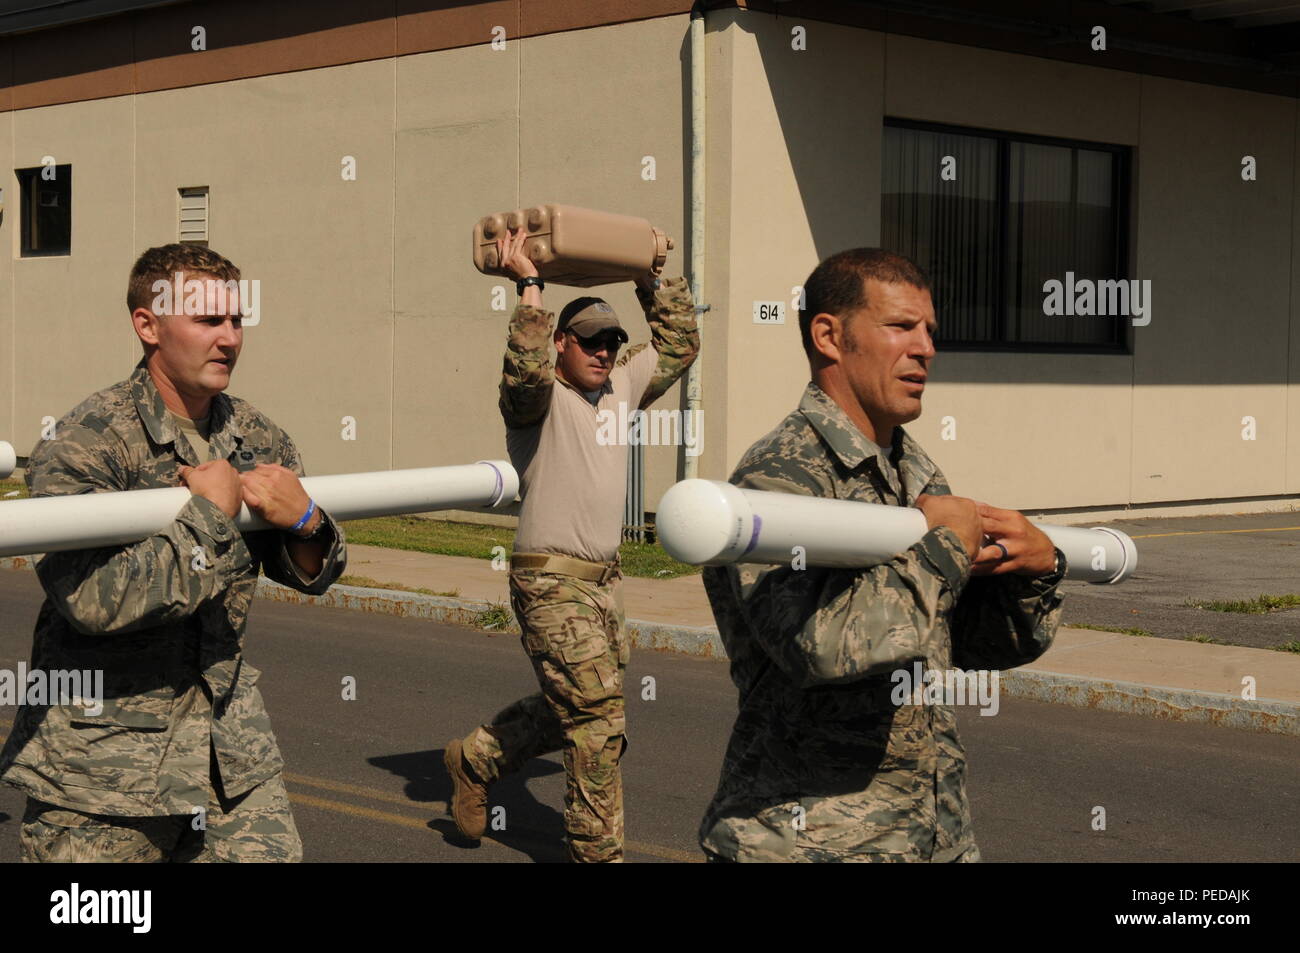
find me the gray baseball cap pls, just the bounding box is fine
[557,297,629,343]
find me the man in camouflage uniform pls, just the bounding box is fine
[699,248,1065,862]
[445,227,698,862]
[0,243,346,862]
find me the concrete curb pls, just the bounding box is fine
[257,578,514,632]
[2,556,1294,735]
[252,578,729,656]
[998,669,1298,736]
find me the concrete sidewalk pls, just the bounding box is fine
[4,544,1299,734]
[346,544,712,629]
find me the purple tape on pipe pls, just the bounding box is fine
[742,514,762,557]
[482,462,504,506]
[473,461,506,506]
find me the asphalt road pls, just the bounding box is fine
[0,567,1296,862]
[1061,511,1300,649]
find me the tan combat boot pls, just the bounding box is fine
[444,738,489,839]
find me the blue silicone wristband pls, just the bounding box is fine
[291,499,317,533]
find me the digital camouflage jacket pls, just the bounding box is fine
[699,382,1065,862]
[0,358,346,816]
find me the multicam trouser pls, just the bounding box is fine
[19,772,301,863]
[461,567,628,863]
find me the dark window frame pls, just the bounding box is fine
[884,117,1133,355]
[16,163,73,258]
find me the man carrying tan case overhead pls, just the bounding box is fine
[444,227,698,862]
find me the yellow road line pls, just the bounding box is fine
[0,725,697,862]
[286,787,698,862]
[288,789,435,831]
[284,778,699,862]
[1130,525,1300,539]
[284,771,440,811]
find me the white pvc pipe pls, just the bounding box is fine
[0,460,518,558]
[656,479,1137,585]
[0,441,15,480]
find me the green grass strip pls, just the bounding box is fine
[338,515,699,579]
[1068,623,1153,638]
[1186,594,1300,614]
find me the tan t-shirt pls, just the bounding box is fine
[509,348,657,563]
[167,408,213,462]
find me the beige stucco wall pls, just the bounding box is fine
[711,14,1300,511]
[1,8,1297,515]
[708,9,885,479]
[1130,77,1294,505]
[8,96,136,451]
[0,109,11,457]
[0,15,695,514]
[136,60,399,475]
[1291,118,1300,494]
[390,14,692,509]
[885,34,1144,510]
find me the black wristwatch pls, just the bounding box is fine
[1050,548,1066,578]
[294,512,332,543]
[516,276,545,295]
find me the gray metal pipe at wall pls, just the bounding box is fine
[624,429,645,542]
[684,4,706,481]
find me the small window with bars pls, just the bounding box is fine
[178,186,209,245]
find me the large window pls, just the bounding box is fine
[17,164,72,257]
[882,120,1130,351]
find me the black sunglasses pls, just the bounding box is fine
[567,330,622,352]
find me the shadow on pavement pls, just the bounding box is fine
[370,748,567,862]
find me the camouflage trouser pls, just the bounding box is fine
[19,772,301,863]
[703,843,980,863]
[461,569,628,863]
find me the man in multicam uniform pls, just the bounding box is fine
[698,248,1066,863]
[445,227,698,862]
[0,243,346,862]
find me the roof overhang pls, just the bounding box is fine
[0,0,193,37]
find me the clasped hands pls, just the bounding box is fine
[916,493,1056,577]
[179,460,314,533]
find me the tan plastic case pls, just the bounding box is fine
[472,203,673,287]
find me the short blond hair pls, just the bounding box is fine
[127,243,241,314]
